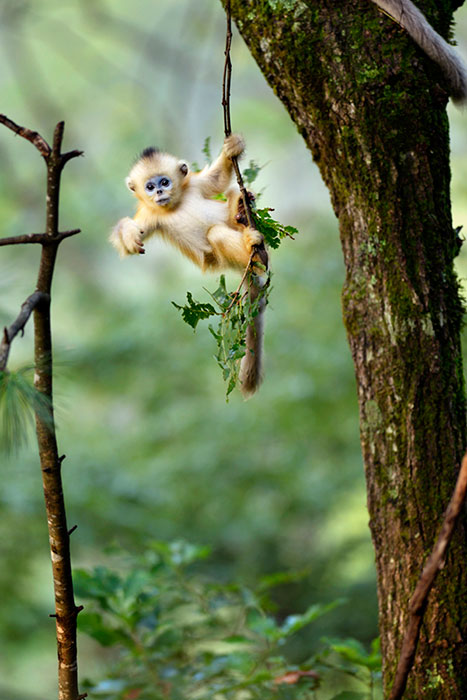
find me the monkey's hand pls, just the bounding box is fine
[223,133,245,159]
[109,217,145,257]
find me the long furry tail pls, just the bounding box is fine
[371,0,467,103]
[239,273,267,398]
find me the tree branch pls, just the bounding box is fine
[0,291,49,372]
[0,113,51,158]
[0,113,83,699]
[389,452,467,700]
[0,229,81,247]
[32,120,82,699]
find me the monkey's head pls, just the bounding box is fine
[126,147,189,211]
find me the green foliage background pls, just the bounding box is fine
[0,0,467,697]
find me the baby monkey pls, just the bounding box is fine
[110,135,267,397]
[110,134,264,271]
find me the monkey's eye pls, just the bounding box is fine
[145,182,155,191]
[160,178,170,188]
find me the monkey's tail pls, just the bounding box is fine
[239,273,267,399]
[371,0,467,103]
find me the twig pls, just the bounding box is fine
[225,250,255,314]
[0,291,49,372]
[0,113,51,158]
[389,452,467,700]
[222,0,268,269]
[222,1,256,232]
[0,229,81,247]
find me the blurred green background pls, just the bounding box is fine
[1,0,466,697]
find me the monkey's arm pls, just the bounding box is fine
[196,133,245,197]
[109,210,157,257]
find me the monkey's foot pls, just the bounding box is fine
[110,217,145,257]
[223,133,245,159]
[244,227,263,251]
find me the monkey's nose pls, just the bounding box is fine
[157,189,163,195]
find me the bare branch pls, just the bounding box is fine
[389,452,467,700]
[0,114,51,158]
[52,121,65,159]
[61,149,85,167]
[0,229,81,247]
[0,291,49,371]
[33,117,82,699]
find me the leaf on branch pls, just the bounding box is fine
[254,207,299,249]
[242,160,261,186]
[202,136,212,162]
[172,292,218,330]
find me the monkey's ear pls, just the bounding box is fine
[125,176,136,192]
[179,162,189,177]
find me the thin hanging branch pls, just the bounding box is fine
[0,115,84,700]
[222,0,255,229]
[389,451,467,700]
[222,0,268,268]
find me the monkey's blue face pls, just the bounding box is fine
[144,175,173,205]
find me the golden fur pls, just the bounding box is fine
[110,134,267,396]
[110,134,263,271]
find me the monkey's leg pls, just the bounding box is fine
[226,188,256,227]
[207,224,263,270]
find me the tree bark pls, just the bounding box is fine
[224,0,467,696]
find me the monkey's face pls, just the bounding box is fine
[144,175,173,206]
[126,151,189,211]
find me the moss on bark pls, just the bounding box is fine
[225,0,467,696]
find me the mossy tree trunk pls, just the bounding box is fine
[224,0,467,696]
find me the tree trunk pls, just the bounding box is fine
[225,0,467,696]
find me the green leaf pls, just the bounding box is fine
[247,610,279,640]
[73,567,121,601]
[78,612,124,647]
[202,136,212,162]
[254,207,299,249]
[279,600,344,638]
[242,160,261,186]
[326,636,381,671]
[172,292,218,329]
[329,693,369,700]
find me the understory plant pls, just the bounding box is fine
[75,541,382,699]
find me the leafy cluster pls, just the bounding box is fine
[173,274,267,397]
[254,207,298,250]
[173,156,297,396]
[76,542,382,700]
